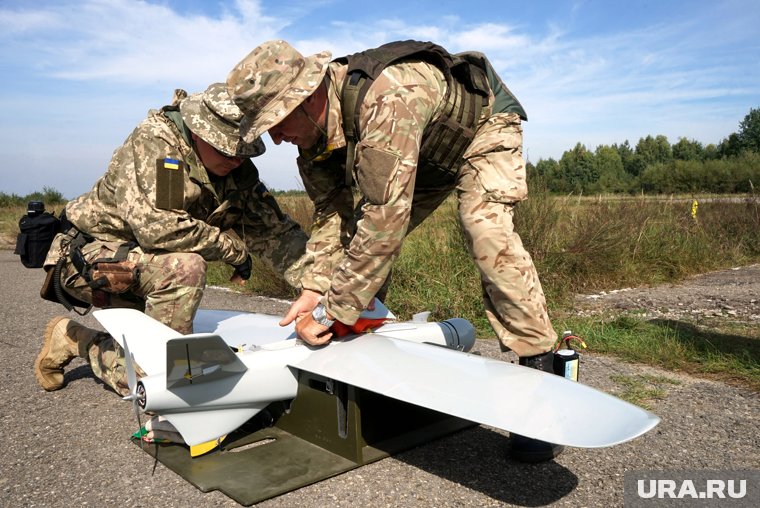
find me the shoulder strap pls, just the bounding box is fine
[338,41,492,186]
[338,41,459,186]
[162,108,193,147]
[455,51,527,120]
[340,71,365,187]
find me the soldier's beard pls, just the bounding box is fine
[299,99,329,161]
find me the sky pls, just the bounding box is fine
[0,0,758,198]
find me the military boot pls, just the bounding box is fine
[34,316,99,391]
[508,350,565,463]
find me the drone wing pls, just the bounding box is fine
[292,334,660,448]
[94,308,179,376]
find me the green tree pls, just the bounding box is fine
[534,158,558,178]
[591,145,628,193]
[635,135,673,166]
[532,158,563,192]
[672,137,704,161]
[526,160,536,180]
[737,107,760,153]
[640,161,700,194]
[558,143,597,194]
[703,143,720,160]
[614,140,643,177]
[731,151,760,192]
[719,133,743,158]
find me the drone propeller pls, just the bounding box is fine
[121,334,145,449]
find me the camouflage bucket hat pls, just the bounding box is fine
[179,82,265,158]
[227,40,332,143]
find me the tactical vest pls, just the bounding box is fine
[336,40,526,187]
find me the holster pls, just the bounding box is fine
[40,225,139,314]
[40,263,91,310]
[89,261,141,294]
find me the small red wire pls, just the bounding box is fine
[553,334,588,353]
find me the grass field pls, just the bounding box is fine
[559,316,760,392]
[3,186,758,390]
[267,187,760,390]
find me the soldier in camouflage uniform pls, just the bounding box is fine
[226,40,563,462]
[34,82,308,396]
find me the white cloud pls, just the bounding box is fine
[449,23,531,52]
[0,0,758,197]
[1,0,286,88]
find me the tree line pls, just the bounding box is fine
[5,108,759,201]
[0,187,66,208]
[528,107,760,194]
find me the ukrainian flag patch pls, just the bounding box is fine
[163,158,180,170]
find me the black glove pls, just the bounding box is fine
[232,255,252,281]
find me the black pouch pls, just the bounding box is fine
[15,212,61,268]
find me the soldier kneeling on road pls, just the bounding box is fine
[34,82,308,397]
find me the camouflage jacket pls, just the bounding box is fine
[65,107,257,266]
[298,60,497,324]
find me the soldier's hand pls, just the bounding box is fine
[231,255,252,282]
[279,289,322,326]
[295,313,333,346]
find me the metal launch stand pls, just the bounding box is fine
[134,369,474,505]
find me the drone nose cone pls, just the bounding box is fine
[439,318,476,351]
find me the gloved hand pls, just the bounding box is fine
[232,254,252,281]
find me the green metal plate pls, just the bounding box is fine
[133,371,474,505]
[134,424,359,505]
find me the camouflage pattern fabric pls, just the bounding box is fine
[457,113,555,356]
[290,59,556,356]
[44,92,307,389]
[63,107,249,266]
[48,100,307,278]
[53,235,304,395]
[227,40,332,143]
[81,332,146,397]
[51,236,207,334]
[179,82,265,157]
[201,160,308,279]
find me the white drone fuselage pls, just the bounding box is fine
[94,306,660,451]
[141,317,474,413]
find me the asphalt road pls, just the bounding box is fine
[1,249,758,507]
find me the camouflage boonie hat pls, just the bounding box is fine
[227,40,332,143]
[179,82,265,158]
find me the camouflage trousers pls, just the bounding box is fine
[59,241,206,394]
[411,113,557,357]
[56,220,307,394]
[61,240,207,333]
[79,333,145,397]
[456,178,557,357]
